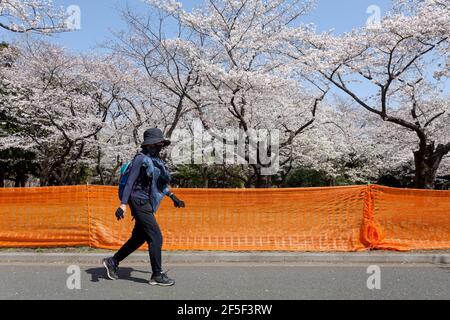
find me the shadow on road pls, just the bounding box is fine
[85,267,151,284]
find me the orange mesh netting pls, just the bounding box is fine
[0,186,90,247]
[368,185,450,251]
[0,185,449,251]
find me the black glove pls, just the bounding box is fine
[169,193,185,208]
[115,207,125,220]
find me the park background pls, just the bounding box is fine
[0,0,449,190]
[0,0,449,253]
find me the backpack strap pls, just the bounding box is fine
[124,152,142,173]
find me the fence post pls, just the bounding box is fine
[360,184,382,249]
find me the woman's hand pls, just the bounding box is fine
[169,193,185,208]
[115,204,127,220]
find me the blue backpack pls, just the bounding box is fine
[118,154,139,201]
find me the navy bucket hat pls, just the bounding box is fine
[141,128,171,147]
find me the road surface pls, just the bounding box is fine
[0,262,448,300]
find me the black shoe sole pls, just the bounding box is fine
[103,259,118,280]
[149,280,175,286]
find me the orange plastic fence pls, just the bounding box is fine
[0,185,449,251]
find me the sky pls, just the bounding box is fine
[0,0,398,99]
[0,0,393,53]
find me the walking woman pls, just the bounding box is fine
[103,128,185,286]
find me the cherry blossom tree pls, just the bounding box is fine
[0,0,67,34]
[0,41,124,185]
[284,0,449,189]
[2,0,447,189]
[109,6,203,141]
[139,0,332,187]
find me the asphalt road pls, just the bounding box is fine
[0,262,448,300]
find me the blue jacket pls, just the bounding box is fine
[120,153,172,212]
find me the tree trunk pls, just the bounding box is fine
[0,166,4,188]
[200,166,209,188]
[20,174,27,187]
[14,169,26,187]
[254,169,272,188]
[39,159,51,186]
[413,142,445,189]
[39,168,50,186]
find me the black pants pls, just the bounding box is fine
[113,197,163,274]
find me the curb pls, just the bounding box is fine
[0,252,449,264]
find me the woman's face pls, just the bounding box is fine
[143,143,165,157]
